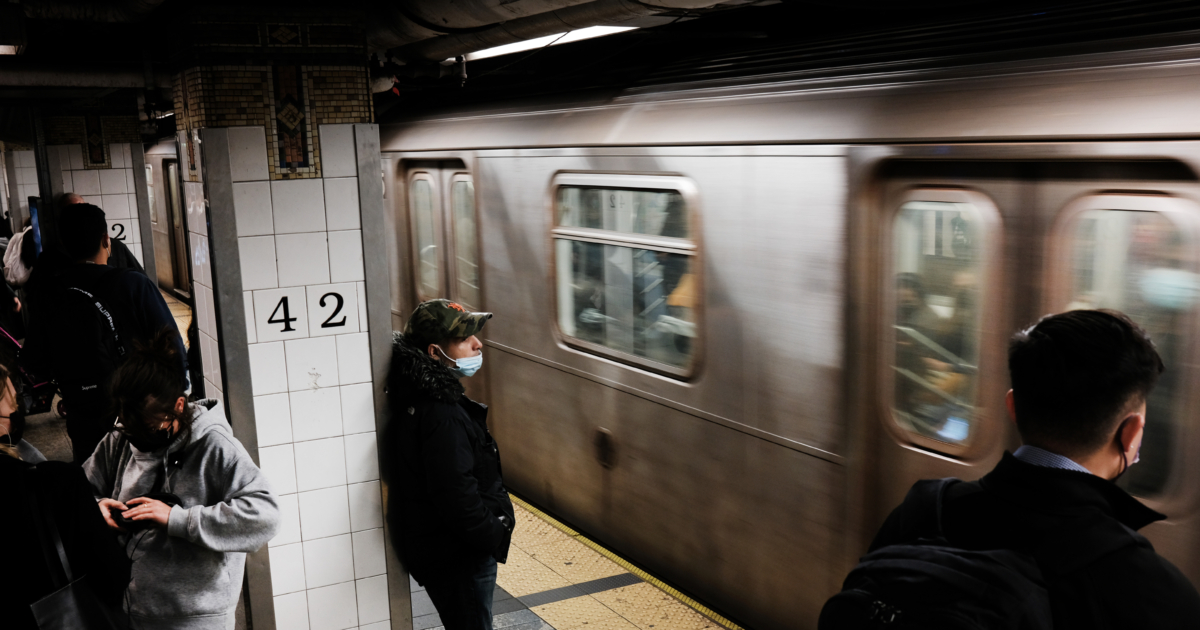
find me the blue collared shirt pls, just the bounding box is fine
[1013,445,1093,475]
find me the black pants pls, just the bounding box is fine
[423,557,497,630]
[66,416,112,464]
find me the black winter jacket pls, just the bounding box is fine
[871,453,1200,629]
[2,455,131,629]
[383,334,514,583]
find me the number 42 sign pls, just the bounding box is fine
[253,284,360,342]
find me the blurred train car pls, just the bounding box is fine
[379,28,1200,630]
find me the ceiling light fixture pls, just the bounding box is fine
[464,26,637,62]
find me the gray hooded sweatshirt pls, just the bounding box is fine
[84,399,280,630]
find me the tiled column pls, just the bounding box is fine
[4,148,36,227]
[198,123,396,630]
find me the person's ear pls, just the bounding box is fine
[174,396,186,415]
[427,344,439,360]
[1118,411,1146,457]
[102,234,111,250]
[1005,389,1017,424]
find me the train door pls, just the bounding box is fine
[164,159,191,297]
[861,157,1200,585]
[404,161,481,310]
[869,176,1019,524]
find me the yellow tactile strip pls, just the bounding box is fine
[504,495,744,630]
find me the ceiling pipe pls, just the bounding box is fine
[369,0,600,52]
[20,0,165,22]
[386,0,730,62]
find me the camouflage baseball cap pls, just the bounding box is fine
[403,299,492,346]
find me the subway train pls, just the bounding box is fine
[377,28,1200,630]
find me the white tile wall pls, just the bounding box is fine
[347,481,383,533]
[327,230,365,283]
[274,591,310,630]
[73,169,101,195]
[340,383,375,435]
[259,443,298,495]
[351,528,386,579]
[99,168,127,194]
[228,127,271,182]
[61,170,73,193]
[102,193,131,219]
[289,387,343,442]
[307,581,358,630]
[276,232,330,287]
[323,177,361,231]
[336,333,372,385]
[306,283,359,337]
[294,437,347,492]
[298,485,351,541]
[343,432,379,484]
[355,575,389,625]
[303,534,354,589]
[67,145,84,170]
[285,336,339,391]
[273,493,303,547]
[234,181,275,236]
[254,393,293,447]
[248,342,289,396]
[272,179,326,234]
[270,542,308,595]
[244,292,258,344]
[110,143,126,168]
[215,125,384,621]
[239,236,279,290]
[319,125,357,178]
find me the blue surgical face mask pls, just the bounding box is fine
[437,346,483,378]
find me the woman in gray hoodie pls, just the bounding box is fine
[84,330,280,630]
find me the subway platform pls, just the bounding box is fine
[412,497,738,630]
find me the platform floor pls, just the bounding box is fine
[160,289,192,347]
[413,498,735,630]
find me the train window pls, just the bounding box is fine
[145,165,155,224]
[1061,205,1196,496]
[409,174,440,300]
[451,175,480,310]
[892,199,984,446]
[553,175,698,376]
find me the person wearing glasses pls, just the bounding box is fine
[83,329,279,630]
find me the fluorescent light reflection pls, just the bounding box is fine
[0,46,20,55]
[464,26,636,61]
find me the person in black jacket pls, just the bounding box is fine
[870,309,1200,628]
[22,203,186,463]
[383,299,514,630]
[0,357,131,629]
[59,193,145,275]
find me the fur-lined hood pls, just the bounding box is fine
[388,332,464,405]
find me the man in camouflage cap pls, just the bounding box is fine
[384,299,514,630]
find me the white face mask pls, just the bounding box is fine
[437,346,483,378]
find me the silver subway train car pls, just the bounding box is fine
[379,33,1200,629]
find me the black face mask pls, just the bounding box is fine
[127,425,174,453]
[1,410,25,446]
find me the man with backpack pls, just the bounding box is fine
[822,309,1200,629]
[22,203,185,464]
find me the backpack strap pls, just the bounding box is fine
[902,477,983,540]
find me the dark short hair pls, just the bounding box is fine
[1008,310,1164,455]
[111,328,192,439]
[58,203,107,260]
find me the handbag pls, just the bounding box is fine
[21,466,121,630]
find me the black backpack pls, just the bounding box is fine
[46,268,128,416]
[819,479,1055,630]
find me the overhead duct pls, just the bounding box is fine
[383,0,732,62]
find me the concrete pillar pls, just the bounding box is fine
[168,10,407,630]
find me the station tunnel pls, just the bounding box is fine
[8,1,1200,629]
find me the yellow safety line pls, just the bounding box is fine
[510,494,745,630]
